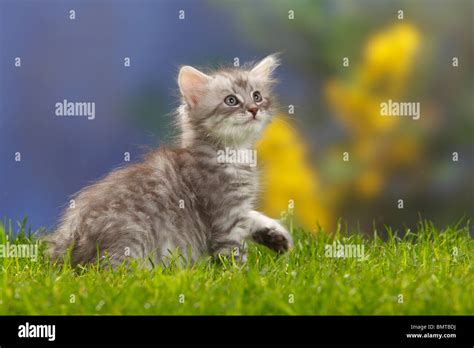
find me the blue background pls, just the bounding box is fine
[0,0,472,232]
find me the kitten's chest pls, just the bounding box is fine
[197,163,258,208]
[220,163,258,193]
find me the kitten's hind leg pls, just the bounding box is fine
[94,235,150,270]
[248,211,293,253]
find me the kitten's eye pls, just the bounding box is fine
[253,91,263,103]
[224,95,239,106]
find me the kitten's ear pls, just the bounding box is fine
[251,54,280,80]
[178,66,211,106]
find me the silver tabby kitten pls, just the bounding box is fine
[45,54,293,268]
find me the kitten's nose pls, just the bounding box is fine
[248,107,258,118]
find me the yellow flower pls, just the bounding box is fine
[360,23,420,93]
[386,135,420,167]
[257,23,422,233]
[354,168,384,199]
[326,23,420,135]
[326,80,399,135]
[324,22,421,206]
[257,117,331,231]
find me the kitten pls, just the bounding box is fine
[45,54,293,268]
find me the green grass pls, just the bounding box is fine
[0,217,472,315]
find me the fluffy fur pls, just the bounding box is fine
[44,54,293,268]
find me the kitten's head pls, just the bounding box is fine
[178,54,279,147]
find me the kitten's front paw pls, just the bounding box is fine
[252,223,293,253]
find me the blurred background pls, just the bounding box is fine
[0,0,472,234]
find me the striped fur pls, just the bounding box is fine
[44,54,292,268]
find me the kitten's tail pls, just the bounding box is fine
[41,230,75,263]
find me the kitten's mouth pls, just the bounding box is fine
[232,110,265,127]
[241,115,259,124]
[233,115,258,126]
